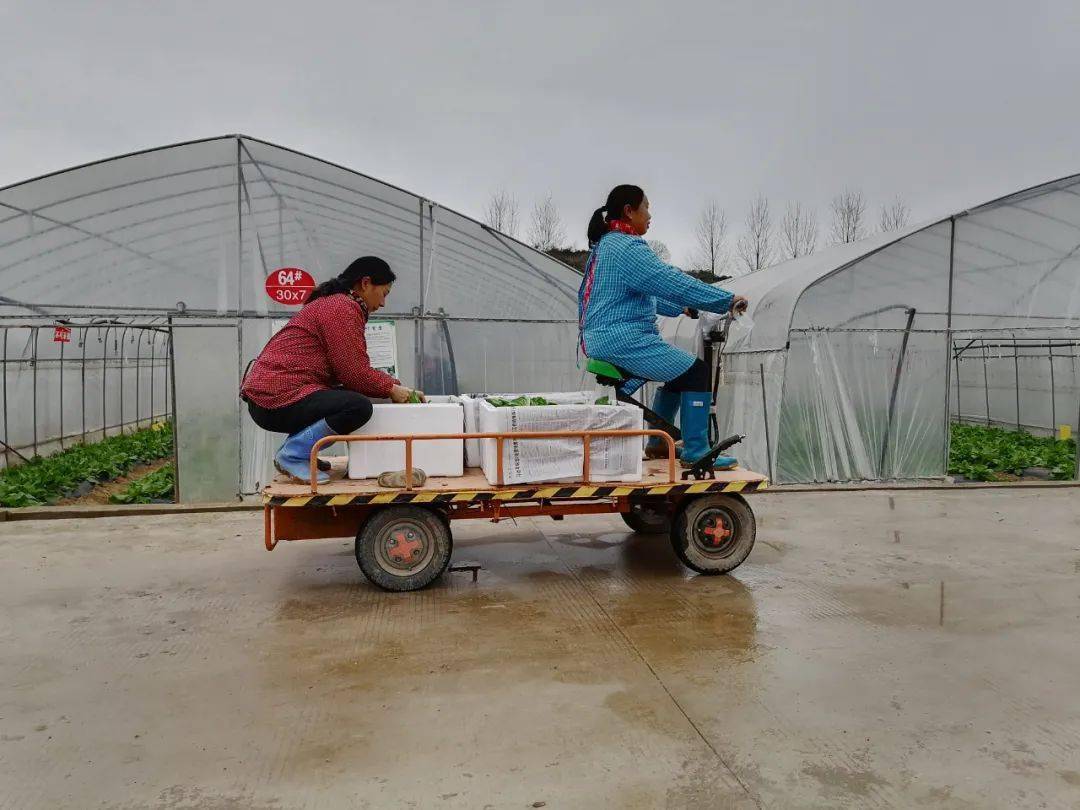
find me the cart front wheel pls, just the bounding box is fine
[620,499,671,534]
[671,494,755,575]
[356,506,452,592]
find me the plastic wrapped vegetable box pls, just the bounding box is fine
[476,397,642,485]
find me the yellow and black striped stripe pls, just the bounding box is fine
[265,478,767,507]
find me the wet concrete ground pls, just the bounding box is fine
[1,488,1079,809]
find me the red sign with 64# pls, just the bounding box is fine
[265,268,315,306]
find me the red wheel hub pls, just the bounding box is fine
[387,530,423,563]
[701,517,732,546]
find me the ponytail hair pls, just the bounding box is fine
[586,184,645,246]
[305,255,396,305]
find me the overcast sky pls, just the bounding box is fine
[3,0,1080,269]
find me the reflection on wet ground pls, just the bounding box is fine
[1,488,1079,808]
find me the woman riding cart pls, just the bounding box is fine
[578,185,747,469]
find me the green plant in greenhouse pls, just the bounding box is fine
[948,424,1076,481]
[109,465,175,504]
[0,422,174,507]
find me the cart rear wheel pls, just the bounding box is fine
[355,506,452,592]
[671,494,755,575]
[620,500,671,534]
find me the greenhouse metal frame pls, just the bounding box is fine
[663,173,1080,483]
[0,135,586,500]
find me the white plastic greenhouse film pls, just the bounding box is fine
[776,330,948,483]
[172,322,240,502]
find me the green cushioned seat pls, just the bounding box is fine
[586,358,625,381]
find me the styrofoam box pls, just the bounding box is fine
[348,403,465,479]
[461,392,600,469]
[477,398,643,485]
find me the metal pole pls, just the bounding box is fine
[1013,336,1021,433]
[149,330,156,421]
[80,328,88,442]
[953,348,961,423]
[879,307,917,478]
[31,326,38,457]
[102,325,111,439]
[167,320,178,501]
[416,199,425,390]
[59,335,64,450]
[118,326,128,435]
[1049,341,1056,431]
[1,329,7,467]
[134,329,142,428]
[165,332,172,422]
[942,216,956,472]
[982,340,991,426]
[760,362,774,482]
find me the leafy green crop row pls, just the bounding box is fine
[0,422,174,507]
[949,423,1076,481]
[109,465,175,504]
[486,396,556,407]
[485,395,613,407]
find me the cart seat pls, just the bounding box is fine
[586,357,628,387]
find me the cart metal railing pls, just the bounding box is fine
[308,429,678,493]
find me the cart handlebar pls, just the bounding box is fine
[308,429,678,493]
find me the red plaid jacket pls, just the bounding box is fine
[241,293,398,409]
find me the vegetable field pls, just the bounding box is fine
[949,424,1076,482]
[0,422,174,507]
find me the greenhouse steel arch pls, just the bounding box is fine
[663,172,1080,483]
[0,135,585,500]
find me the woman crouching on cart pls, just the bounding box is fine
[241,256,424,484]
[579,185,747,469]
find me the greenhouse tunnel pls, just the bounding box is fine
[0,135,585,501]
[663,173,1080,483]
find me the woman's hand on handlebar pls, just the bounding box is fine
[390,385,426,403]
[732,296,749,314]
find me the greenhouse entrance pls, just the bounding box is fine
[949,334,1079,481]
[0,319,177,505]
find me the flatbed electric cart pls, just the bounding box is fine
[262,430,768,591]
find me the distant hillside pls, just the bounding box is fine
[545,248,589,272]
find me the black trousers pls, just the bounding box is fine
[246,389,374,436]
[659,357,710,394]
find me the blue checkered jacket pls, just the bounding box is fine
[578,231,734,388]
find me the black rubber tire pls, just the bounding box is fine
[671,494,756,575]
[355,506,452,592]
[620,500,671,534]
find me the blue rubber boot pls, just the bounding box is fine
[679,392,737,470]
[274,419,334,483]
[644,387,681,459]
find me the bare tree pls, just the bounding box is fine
[483,188,520,237]
[779,202,818,259]
[829,189,867,244]
[879,195,910,232]
[647,240,671,263]
[690,200,727,276]
[735,195,774,273]
[527,194,566,252]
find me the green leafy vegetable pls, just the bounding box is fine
[485,396,555,407]
[109,465,175,504]
[406,390,422,404]
[594,396,610,405]
[0,422,174,507]
[949,424,1075,481]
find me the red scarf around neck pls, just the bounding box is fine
[608,219,640,236]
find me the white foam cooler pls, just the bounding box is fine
[347,403,464,479]
[477,398,643,485]
[460,391,599,468]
